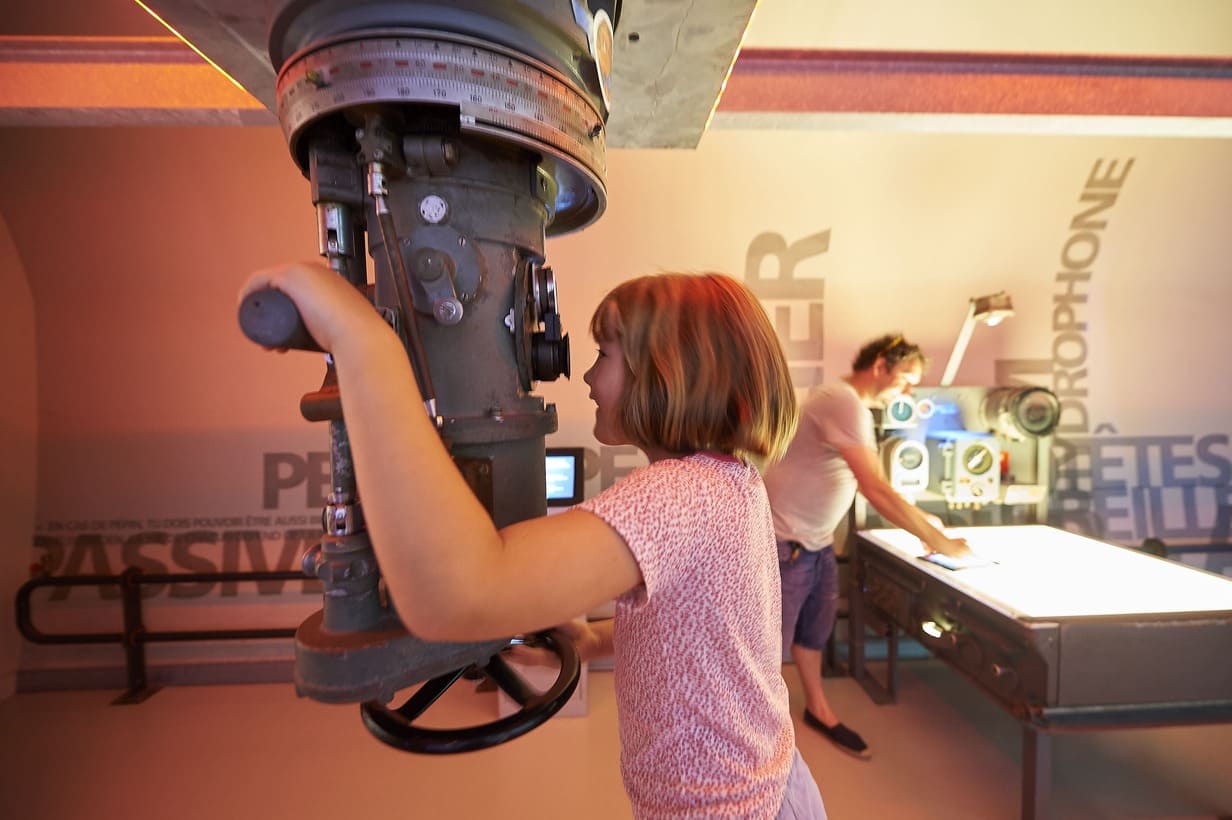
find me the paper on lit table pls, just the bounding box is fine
[919,551,997,571]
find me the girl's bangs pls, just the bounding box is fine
[590,297,624,342]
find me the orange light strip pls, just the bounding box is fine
[0,62,260,110]
[133,0,249,95]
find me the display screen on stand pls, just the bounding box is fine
[546,447,586,507]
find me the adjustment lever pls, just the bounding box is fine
[238,288,323,353]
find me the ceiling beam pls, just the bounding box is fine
[713,49,1232,136]
[3,35,1230,137]
[721,49,1232,117]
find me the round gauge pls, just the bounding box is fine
[914,398,935,419]
[898,445,924,471]
[419,194,449,224]
[887,396,915,423]
[1015,388,1061,436]
[963,443,995,475]
[982,386,1060,438]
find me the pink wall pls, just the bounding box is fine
[0,217,37,696]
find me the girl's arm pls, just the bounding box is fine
[571,617,615,661]
[240,262,641,641]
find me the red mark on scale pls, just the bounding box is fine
[359,61,373,69]
[471,69,486,78]
[432,62,447,70]
[395,60,409,67]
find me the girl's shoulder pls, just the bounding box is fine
[587,453,756,509]
[678,453,762,499]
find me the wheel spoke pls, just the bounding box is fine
[393,666,469,720]
[484,654,538,706]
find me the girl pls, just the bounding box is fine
[239,264,826,819]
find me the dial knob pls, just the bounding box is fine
[419,194,449,224]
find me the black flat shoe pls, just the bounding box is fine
[803,710,871,760]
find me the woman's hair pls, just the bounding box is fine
[852,333,928,373]
[589,272,798,469]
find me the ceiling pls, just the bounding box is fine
[1,0,1230,143]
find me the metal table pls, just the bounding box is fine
[849,525,1232,819]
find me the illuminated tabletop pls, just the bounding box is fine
[849,525,1232,820]
[859,525,1232,620]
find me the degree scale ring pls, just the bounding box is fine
[275,29,607,233]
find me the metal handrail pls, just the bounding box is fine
[16,567,305,703]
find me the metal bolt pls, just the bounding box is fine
[442,140,459,166]
[434,298,464,325]
[414,249,446,281]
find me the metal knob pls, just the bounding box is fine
[434,297,464,325]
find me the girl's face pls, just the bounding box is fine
[583,336,629,446]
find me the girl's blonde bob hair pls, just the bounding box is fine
[589,272,798,470]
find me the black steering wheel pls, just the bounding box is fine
[360,628,581,754]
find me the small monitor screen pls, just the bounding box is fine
[546,447,585,507]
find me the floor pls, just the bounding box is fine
[2,658,1230,820]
